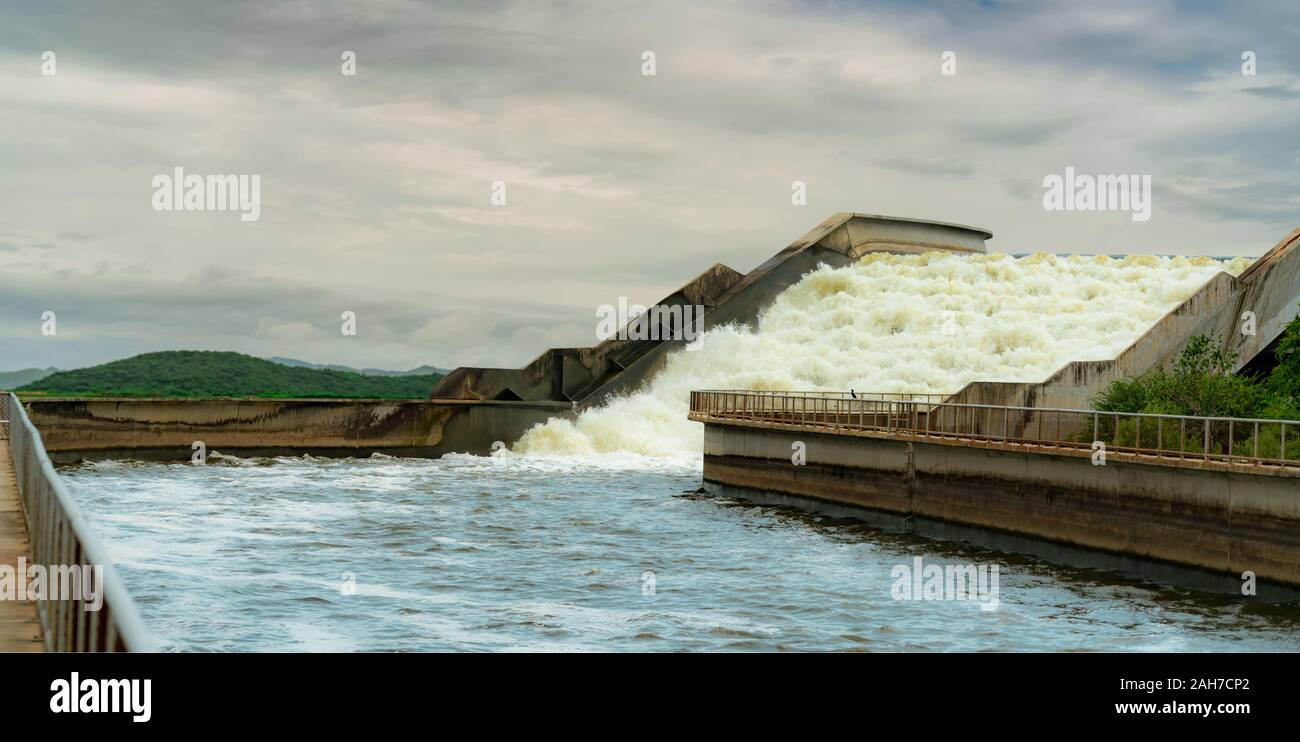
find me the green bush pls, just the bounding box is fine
[1094,331,1275,420]
[1265,315,1300,411]
[1089,313,1300,459]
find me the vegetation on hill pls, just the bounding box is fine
[16,351,444,399]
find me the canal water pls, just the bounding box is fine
[63,453,1300,652]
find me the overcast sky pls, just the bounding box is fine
[2,0,1299,372]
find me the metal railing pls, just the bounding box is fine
[2,394,153,651]
[704,390,949,403]
[689,390,1300,470]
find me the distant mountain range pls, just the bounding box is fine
[13,351,445,399]
[265,357,449,377]
[0,367,60,390]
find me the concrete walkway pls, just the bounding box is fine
[0,437,43,651]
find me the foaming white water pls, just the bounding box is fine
[515,252,1250,457]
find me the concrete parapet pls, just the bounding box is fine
[23,397,570,462]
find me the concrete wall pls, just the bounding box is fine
[24,397,569,462]
[700,418,1300,589]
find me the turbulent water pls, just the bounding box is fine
[63,454,1300,652]
[516,252,1249,456]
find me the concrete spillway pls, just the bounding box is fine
[431,211,987,405]
[430,213,991,408]
[439,214,1300,460]
[947,227,1300,412]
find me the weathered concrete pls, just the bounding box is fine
[431,213,991,407]
[23,397,570,462]
[697,416,1300,591]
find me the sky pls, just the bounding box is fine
[2,0,1299,372]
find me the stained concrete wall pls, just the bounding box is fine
[24,397,569,462]
[699,417,1300,588]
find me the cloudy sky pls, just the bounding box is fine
[2,0,1299,372]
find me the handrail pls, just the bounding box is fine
[2,393,153,651]
[689,390,1300,470]
[695,390,946,400]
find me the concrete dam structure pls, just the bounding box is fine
[430,213,991,407]
[15,215,1300,597]
[673,223,1300,594]
[21,216,1300,464]
[23,213,994,461]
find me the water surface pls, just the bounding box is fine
[62,453,1300,652]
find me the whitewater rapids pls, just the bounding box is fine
[513,252,1250,457]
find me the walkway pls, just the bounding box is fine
[0,437,43,651]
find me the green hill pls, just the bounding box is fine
[17,351,443,399]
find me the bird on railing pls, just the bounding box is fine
[849,389,858,399]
